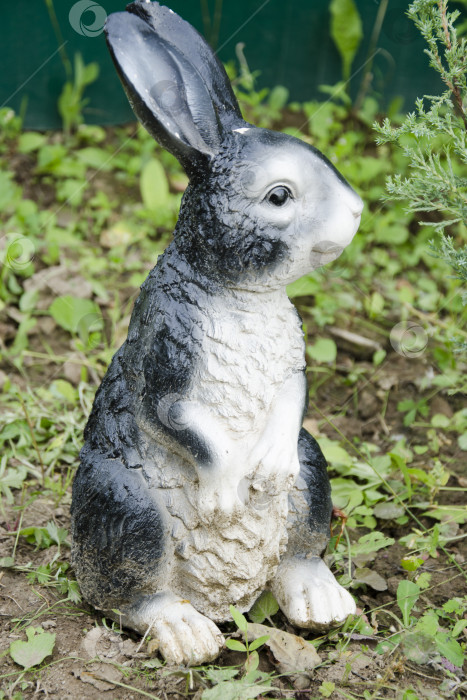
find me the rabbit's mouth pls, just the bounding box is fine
[310,243,349,263]
[311,243,346,255]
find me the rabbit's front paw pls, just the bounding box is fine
[250,438,300,492]
[145,598,224,665]
[197,478,243,525]
[272,557,356,630]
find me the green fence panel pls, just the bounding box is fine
[0,0,440,130]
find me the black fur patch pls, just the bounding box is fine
[298,428,333,536]
[71,451,166,609]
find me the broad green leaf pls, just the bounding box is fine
[375,633,401,655]
[17,132,46,153]
[19,288,38,313]
[224,638,246,652]
[0,556,14,567]
[48,296,101,334]
[77,147,110,170]
[415,612,439,637]
[268,85,289,111]
[140,158,170,211]
[330,477,363,511]
[400,557,424,572]
[401,631,436,664]
[307,338,337,363]
[0,459,27,504]
[229,605,248,633]
[373,502,405,520]
[373,349,386,365]
[397,580,420,627]
[319,439,351,465]
[244,650,259,677]
[0,172,19,210]
[443,598,464,614]
[319,681,336,698]
[364,291,385,318]
[286,274,319,298]
[452,620,467,638]
[141,657,164,669]
[56,178,85,206]
[20,526,52,549]
[10,627,55,669]
[46,521,68,546]
[430,413,450,428]
[390,452,412,499]
[249,591,279,624]
[352,532,395,556]
[423,506,467,524]
[435,632,464,668]
[249,634,270,651]
[50,379,77,405]
[353,567,387,591]
[330,0,363,81]
[204,668,239,684]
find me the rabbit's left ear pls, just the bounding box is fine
[105,3,244,175]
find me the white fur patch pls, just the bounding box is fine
[145,289,307,620]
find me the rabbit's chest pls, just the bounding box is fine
[195,295,305,431]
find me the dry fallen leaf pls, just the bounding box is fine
[77,663,123,692]
[81,627,136,663]
[328,326,382,358]
[354,567,388,591]
[247,623,320,673]
[100,223,133,249]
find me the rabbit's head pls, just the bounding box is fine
[106,1,363,288]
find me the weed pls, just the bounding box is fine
[0,9,466,694]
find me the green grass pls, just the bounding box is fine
[0,80,466,698]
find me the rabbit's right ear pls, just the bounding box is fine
[105,3,245,175]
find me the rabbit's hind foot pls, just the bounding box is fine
[271,556,356,631]
[120,592,225,665]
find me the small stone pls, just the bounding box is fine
[41,620,57,629]
[63,361,82,386]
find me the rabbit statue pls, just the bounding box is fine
[71,0,363,666]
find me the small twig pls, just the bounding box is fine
[4,594,25,613]
[11,508,24,563]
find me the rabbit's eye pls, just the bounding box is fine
[266,186,291,207]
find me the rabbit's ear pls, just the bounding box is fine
[105,3,244,175]
[127,1,243,129]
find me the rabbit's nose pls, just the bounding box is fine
[343,190,363,219]
[337,183,363,219]
[352,201,364,219]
